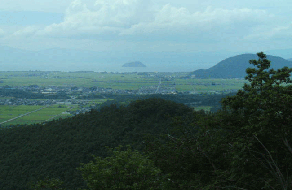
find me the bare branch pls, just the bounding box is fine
[251,134,289,190]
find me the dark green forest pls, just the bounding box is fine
[87,92,233,113]
[1,52,292,189]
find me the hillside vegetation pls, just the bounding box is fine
[1,52,292,189]
[190,53,292,79]
[0,98,199,189]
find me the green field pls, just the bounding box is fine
[0,72,159,89]
[0,71,257,92]
[3,71,288,93]
[0,105,43,123]
[0,100,108,126]
[174,78,247,92]
[0,105,69,126]
[82,99,108,108]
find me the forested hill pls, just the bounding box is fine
[189,54,292,79]
[0,98,203,190]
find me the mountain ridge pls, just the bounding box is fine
[189,53,292,79]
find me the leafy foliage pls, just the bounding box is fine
[77,145,170,190]
[28,177,66,190]
[218,52,292,188]
[143,110,237,189]
[143,52,292,189]
[0,98,196,189]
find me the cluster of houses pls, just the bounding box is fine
[15,84,179,96]
[0,71,242,109]
[0,98,55,106]
[1,80,239,101]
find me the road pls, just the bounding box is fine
[155,78,162,93]
[0,105,51,125]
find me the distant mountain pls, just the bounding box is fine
[288,58,292,61]
[122,61,146,67]
[189,54,292,79]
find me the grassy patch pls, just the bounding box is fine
[1,105,72,126]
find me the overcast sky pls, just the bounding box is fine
[0,0,291,54]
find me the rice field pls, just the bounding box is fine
[0,71,159,89]
[0,105,43,123]
[0,71,257,92]
[193,106,213,112]
[0,100,106,126]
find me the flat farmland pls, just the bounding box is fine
[0,71,254,92]
[193,106,213,112]
[0,104,75,126]
[82,99,108,107]
[0,72,159,89]
[0,99,108,126]
[0,105,43,123]
[173,78,250,92]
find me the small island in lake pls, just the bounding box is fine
[122,61,146,67]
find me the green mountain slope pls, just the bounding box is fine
[0,98,199,190]
[189,54,292,79]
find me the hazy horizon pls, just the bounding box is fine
[0,0,292,72]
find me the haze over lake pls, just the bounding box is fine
[0,0,291,72]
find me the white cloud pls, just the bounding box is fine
[34,0,274,40]
[11,26,40,37]
[120,6,274,36]
[244,22,292,40]
[36,0,151,36]
[0,0,291,54]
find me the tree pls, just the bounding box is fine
[143,52,292,189]
[143,122,234,189]
[28,177,66,190]
[220,52,292,144]
[76,145,171,190]
[218,52,292,189]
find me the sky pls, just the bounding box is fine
[0,0,291,71]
